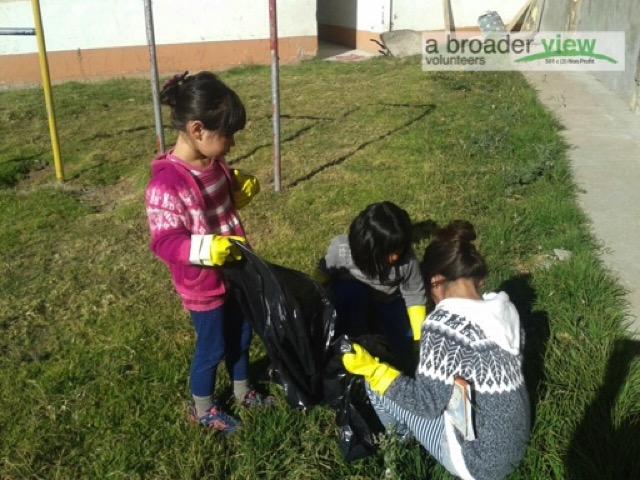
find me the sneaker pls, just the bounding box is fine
[239,389,276,407]
[187,401,240,434]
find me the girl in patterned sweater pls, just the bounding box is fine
[145,71,271,434]
[342,220,531,479]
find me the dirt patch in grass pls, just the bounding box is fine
[15,164,138,215]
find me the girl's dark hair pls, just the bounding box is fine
[159,71,246,135]
[421,220,487,285]
[348,201,413,281]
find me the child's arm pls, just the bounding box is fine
[400,252,428,340]
[146,189,193,265]
[146,185,244,266]
[310,236,344,284]
[407,305,427,341]
[190,234,245,266]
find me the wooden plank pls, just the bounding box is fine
[443,0,455,37]
[507,0,533,32]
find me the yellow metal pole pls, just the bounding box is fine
[31,0,64,182]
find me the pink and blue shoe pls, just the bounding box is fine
[238,389,276,407]
[188,401,240,435]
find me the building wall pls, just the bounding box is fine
[0,0,317,86]
[317,0,529,52]
[539,0,640,110]
[392,0,526,32]
[576,0,640,111]
[538,0,574,31]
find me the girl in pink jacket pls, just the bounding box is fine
[145,71,271,434]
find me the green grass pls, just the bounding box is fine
[1,57,638,479]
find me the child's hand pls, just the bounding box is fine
[342,343,400,395]
[232,169,260,209]
[407,305,427,341]
[210,235,246,265]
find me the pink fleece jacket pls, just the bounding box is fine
[145,152,245,311]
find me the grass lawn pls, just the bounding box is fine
[1,56,638,479]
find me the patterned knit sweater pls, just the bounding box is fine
[385,292,531,480]
[145,152,245,311]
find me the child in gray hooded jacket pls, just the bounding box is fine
[314,202,427,372]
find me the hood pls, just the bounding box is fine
[438,291,521,354]
[150,154,178,176]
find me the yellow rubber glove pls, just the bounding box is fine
[407,305,427,341]
[311,268,330,285]
[232,169,260,209]
[342,343,400,395]
[210,235,245,266]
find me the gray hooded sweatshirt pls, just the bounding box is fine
[317,235,426,307]
[385,292,531,480]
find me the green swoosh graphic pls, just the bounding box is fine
[515,50,617,64]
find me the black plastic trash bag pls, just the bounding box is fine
[324,335,387,462]
[222,245,388,462]
[222,243,337,409]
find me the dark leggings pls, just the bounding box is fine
[189,299,251,397]
[331,279,414,371]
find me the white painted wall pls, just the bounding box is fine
[0,0,316,55]
[317,0,529,32]
[317,0,389,31]
[393,0,527,31]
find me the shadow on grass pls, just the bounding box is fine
[248,353,273,385]
[229,109,362,167]
[218,354,273,408]
[565,338,640,480]
[83,124,154,141]
[498,274,550,427]
[229,123,318,166]
[288,104,436,188]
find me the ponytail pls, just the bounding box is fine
[421,220,487,284]
[159,71,246,135]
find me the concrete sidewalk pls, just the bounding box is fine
[317,41,378,62]
[525,72,640,338]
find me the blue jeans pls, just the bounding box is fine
[331,279,413,370]
[189,298,251,397]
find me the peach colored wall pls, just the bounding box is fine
[0,36,317,86]
[0,0,317,86]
